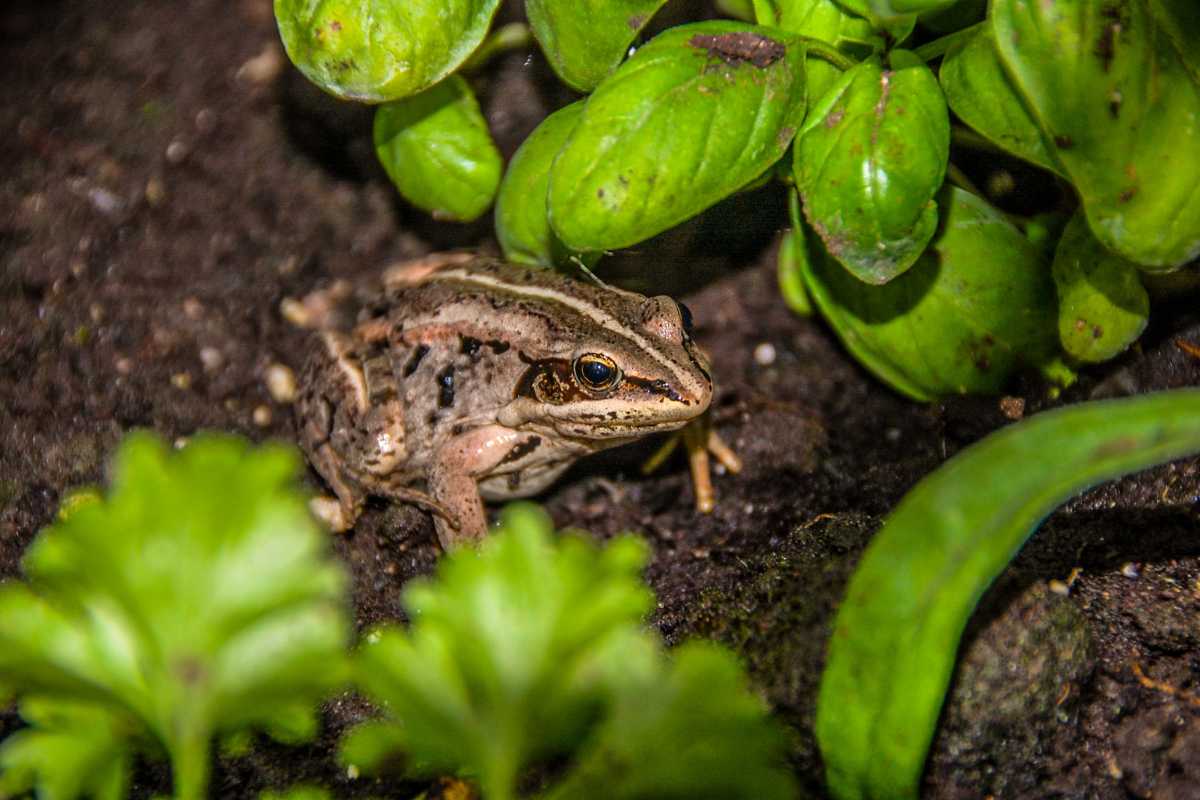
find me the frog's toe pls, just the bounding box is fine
[310,495,355,533]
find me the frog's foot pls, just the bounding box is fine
[310,495,354,533]
[281,280,356,331]
[379,481,459,530]
[642,416,742,513]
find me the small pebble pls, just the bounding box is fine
[171,372,193,390]
[114,356,133,375]
[265,363,297,403]
[89,304,104,323]
[1121,562,1141,579]
[280,297,311,327]
[145,176,166,206]
[88,187,124,216]
[252,404,273,427]
[753,341,777,366]
[199,346,224,372]
[173,437,190,450]
[194,108,216,133]
[182,297,204,319]
[237,42,284,85]
[999,396,1026,420]
[1047,579,1070,596]
[165,139,189,164]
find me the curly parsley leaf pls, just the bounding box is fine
[344,503,794,800]
[544,642,795,800]
[0,432,350,800]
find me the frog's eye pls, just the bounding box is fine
[573,353,621,392]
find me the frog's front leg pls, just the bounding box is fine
[426,425,533,549]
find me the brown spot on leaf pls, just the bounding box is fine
[1118,186,1137,203]
[825,109,845,128]
[1092,325,1104,339]
[777,126,795,147]
[628,13,647,30]
[1054,134,1074,149]
[688,32,785,69]
[1095,3,1129,73]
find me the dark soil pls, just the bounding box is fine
[2,1,1198,798]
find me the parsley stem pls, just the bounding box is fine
[172,726,212,800]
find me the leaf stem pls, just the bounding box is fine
[801,38,857,72]
[172,725,212,800]
[944,162,984,199]
[462,23,533,73]
[950,125,1006,155]
[912,22,985,63]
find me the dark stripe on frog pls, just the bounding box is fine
[500,436,542,465]
[437,365,455,408]
[460,336,482,359]
[402,344,429,377]
[515,358,590,404]
[624,375,686,403]
[362,352,397,403]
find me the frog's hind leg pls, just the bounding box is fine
[306,444,367,533]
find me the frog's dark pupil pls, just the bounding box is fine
[581,359,613,386]
[677,302,694,336]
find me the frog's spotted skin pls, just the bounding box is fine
[294,253,717,548]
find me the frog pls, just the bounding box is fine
[289,252,740,549]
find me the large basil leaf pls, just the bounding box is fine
[992,0,1200,269]
[818,0,919,40]
[1053,211,1149,363]
[374,76,502,222]
[841,0,957,16]
[795,52,949,285]
[274,0,502,102]
[495,102,587,267]
[753,0,894,99]
[818,389,1200,800]
[799,187,1063,400]
[939,27,1064,177]
[548,21,806,252]
[526,0,667,92]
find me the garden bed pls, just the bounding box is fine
[1,0,1198,797]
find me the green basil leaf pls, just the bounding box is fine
[939,27,1064,177]
[717,0,757,20]
[918,0,986,34]
[526,0,667,92]
[795,52,949,284]
[374,76,502,222]
[274,0,502,102]
[817,388,1200,800]
[841,0,956,17]
[754,0,896,99]
[548,21,807,252]
[799,186,1064,400]
[495,102,591,267]
[778,187,814,316]
[992,0,1200,269]
[833,0,922,38]
[1053,211,1149,364]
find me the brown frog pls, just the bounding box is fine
[290,252,739,548]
